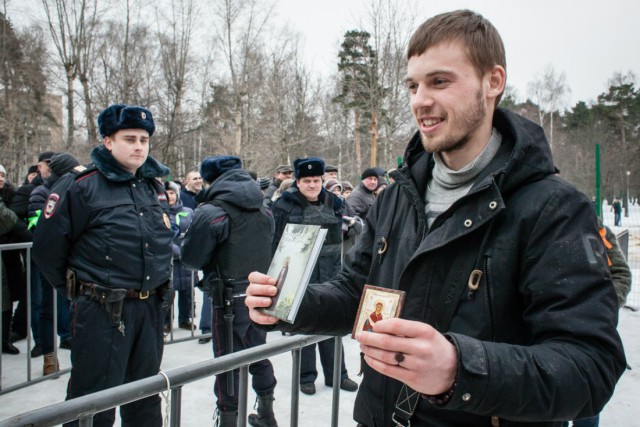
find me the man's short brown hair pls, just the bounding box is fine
[407,10,506,104]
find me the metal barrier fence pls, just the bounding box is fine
[0,334,344,427]
[0,243,208,394]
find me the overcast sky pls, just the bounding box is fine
[275,0,640,108]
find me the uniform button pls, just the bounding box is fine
[464,219,473,228]
[140,212,144,216]
[145,243,149,248]
[132,183,136,188]
[146,276,150,280]
[462,393,471,401]
[489,201,498,210]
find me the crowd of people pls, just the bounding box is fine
[0,99,389,426]
[0,8,633,427]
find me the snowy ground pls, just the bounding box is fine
[1,201,639,426]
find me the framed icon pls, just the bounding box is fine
[352,285,405,338]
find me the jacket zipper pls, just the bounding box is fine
[484,256,495,341]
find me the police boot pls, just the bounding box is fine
[215,409,237,427]
[43,352,59,375]
[247,394,278,427]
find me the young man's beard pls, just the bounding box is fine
[420,88,486,155]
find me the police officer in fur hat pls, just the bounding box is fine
[33,104,173,427]
[270,157,358,396]
[181,156,279,427]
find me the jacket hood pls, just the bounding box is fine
[400,108,556,196]
[91,145,170,182]
[200,169,263,210]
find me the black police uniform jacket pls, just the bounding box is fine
[271,185,344,283]
[272,109,626,426]
[180,169,274,291]
[33,145,173,293]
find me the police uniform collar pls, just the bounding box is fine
[91,145,170,182]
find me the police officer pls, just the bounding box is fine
[33,104,173,427]
[270,157,358,396]
[181,156,278,427]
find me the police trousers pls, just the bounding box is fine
[64,294,165,427]
[212,296,277,411]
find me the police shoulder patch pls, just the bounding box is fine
[44,193,60,219]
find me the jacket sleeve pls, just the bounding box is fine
[27,186,48,229]
[32,175,89,291]
[271,196,378,335]
[444,185,626,421]
[604,226,632,307]
[180,204,229,271]
[0,202,18,235]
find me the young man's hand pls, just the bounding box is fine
[245,271,280,325]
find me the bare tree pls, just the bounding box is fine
[40,0,100,149]
[208,0,275,158]
[155,0,197,174]
[527,64,571,149]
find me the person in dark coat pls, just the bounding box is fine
[181,156,279,427]
[345,167,378,220]
[246,10,625,427]
[29,152,79,373]
[270,157,358,396]
[164,180,194,332]
[180,170,203,210]
[33,104,173,427]
[263,164,293,209]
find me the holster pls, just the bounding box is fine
[202,274,225,308]
[158,284,175,312]
[66,269,77,301]
[80,282,127,328]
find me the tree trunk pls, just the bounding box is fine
[65,65,75,150]
[354,109,361,175]
[370,110,377,167]
[80,76,97,143]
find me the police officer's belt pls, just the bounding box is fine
[78,281,157,300]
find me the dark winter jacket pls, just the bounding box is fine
[180,188,198,210]
[27,173,63,230]
[181,169,274,289]
[32,145,173,292]
[346,182,376,219]
[273,109,626,426]
[169,200,194,291]
[271,186,344,282]
[263,177,282,209]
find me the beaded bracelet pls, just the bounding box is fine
[422,381,457,405]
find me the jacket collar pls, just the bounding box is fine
[90,145,170,182]
[398,108,556,197]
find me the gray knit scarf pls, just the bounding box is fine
[425,128,502,229]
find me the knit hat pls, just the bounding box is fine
[324,178,342,193]
[27,165,38,175]
[341,181,353,191]
[38,151,55,163]
[258,177,270,190]
[49,152,80,177]
[294,157,324,179]
[98,104,155,138]
[200,155,242,183]
[361,168,379,180]
[0,164,5,175]
[164,181,181,198]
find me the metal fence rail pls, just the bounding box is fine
[1,243,208,394]
[0,334,342,427]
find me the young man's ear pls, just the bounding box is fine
[486,65,506,104]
